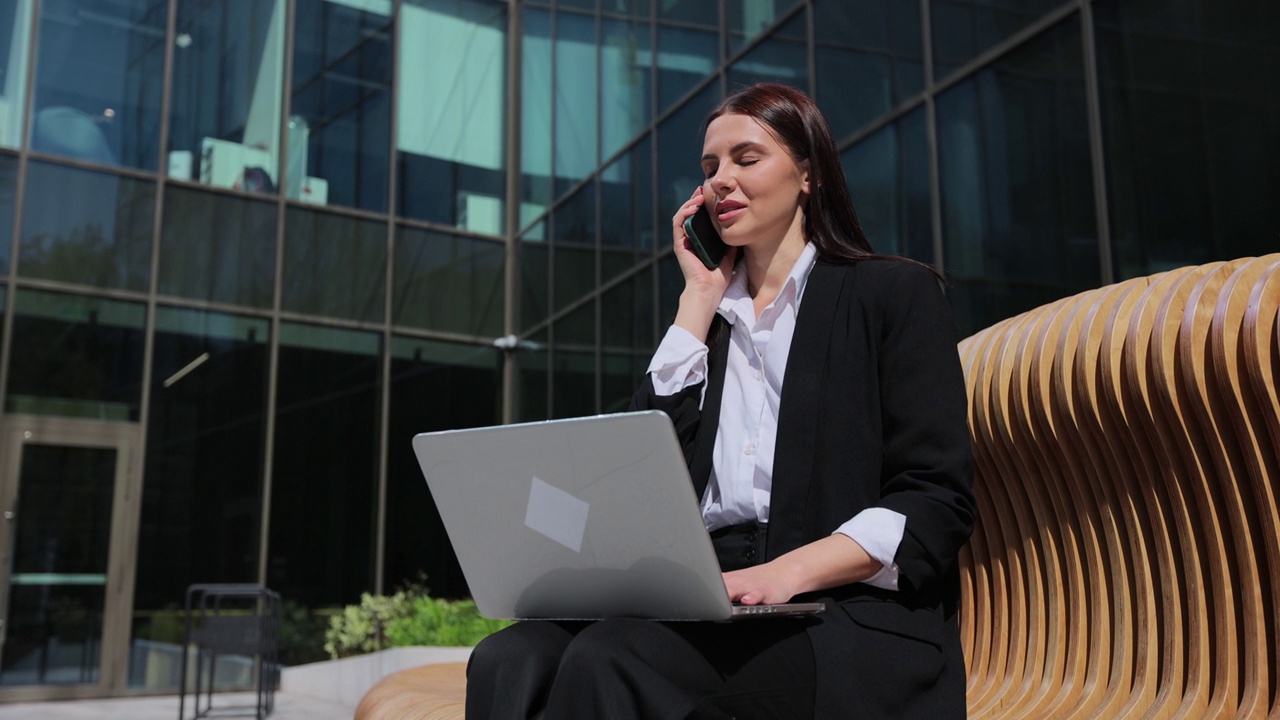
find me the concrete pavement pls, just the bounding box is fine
[0,691,355,719]
[0,646,476,719]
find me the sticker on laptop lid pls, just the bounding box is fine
[525,476,589,553]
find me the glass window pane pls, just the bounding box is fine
[656,26,717,116]
[726,12,807,90]
[1095,0,1280,278]
[815,1,923,139]
[602,244,643,294]
[553,183,596,241]
[602,18,652,162]
[384,337,498,596]
[397,0,506,232]
[553,239,596,313]
[522,8,553,227]
[159,186,277,308]
[931,0,1063,82]
[605,0,649,17]
[656,83,718,230]
[937,16,1098,335]
[518,330,549,422]
[282,208,386,323]
[553,180,597,311]
[841,107,932,262]
[658,0,715,25]
[551,342,595,420]
[30,0,166,170]
[600,134,654,255]
[1,445,114,687]
[0,1,34,149]
[166,0,286,194]
[6,289,145,420]
[268,323,381,607]
[19,161,153,291]
[0,153,18,272]
[520,220,550,332]
[393,227,504,336]
[728,0,802,52]
[554,184,597,243]
[289,0,392,212]
[601,265,653,350]
[601,351,645,413]
[555,292,595,346]
[131,307,269,690]
[555,12,598,195]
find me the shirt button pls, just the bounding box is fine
[755,369,763,381]
[744,444,755,456]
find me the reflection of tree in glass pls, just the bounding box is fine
[22,223,118,286]
[48,593,97,634]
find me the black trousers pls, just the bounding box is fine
[465,523,818,720]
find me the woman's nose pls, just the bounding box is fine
[709,168,733,194]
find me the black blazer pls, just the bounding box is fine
[632,258,976,718]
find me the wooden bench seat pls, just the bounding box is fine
[354,662,466,720]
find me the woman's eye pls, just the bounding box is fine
[738,158,758,167]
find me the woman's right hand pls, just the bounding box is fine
[671,187,736,341]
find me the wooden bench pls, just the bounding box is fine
[355,661,467,720]
[959,254,1280,718]
[357,254,1280,719]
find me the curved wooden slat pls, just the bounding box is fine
[1199,257,1280,719]
[1119,266,1210,720]
[1239,259,1280,719]
[1080,274,1162,717]
[959,257,1279,719]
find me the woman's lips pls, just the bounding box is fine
[716,201,745,224]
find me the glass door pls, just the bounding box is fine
[0,418,141,701]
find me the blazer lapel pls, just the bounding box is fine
[768,261,844,558]
[689,315,730,500]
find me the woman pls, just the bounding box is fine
[467,83,975,719]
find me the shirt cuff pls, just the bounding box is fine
[834,507,906,592]
[645,325,710,396]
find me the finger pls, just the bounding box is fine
[674,188,706,224]
[722,572,747,600]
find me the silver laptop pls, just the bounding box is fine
[411,410,826,621]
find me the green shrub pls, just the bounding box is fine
[385,597,512,647]
[323,578,511,659]
[323,590,416,659]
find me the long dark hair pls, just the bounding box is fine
[706,83,930,272]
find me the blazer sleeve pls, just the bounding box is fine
[629,374,705,467]
[873,264,976,596]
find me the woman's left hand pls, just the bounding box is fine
[723,563,798,606]
[722,534,883,605]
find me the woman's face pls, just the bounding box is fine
[700,112,810,250]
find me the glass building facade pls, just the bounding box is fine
[0,0,1274,700]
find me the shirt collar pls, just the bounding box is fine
[717,242,819,325]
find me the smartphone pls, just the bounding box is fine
[682,203,729,270]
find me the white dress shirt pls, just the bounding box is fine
[646,242,905,591]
